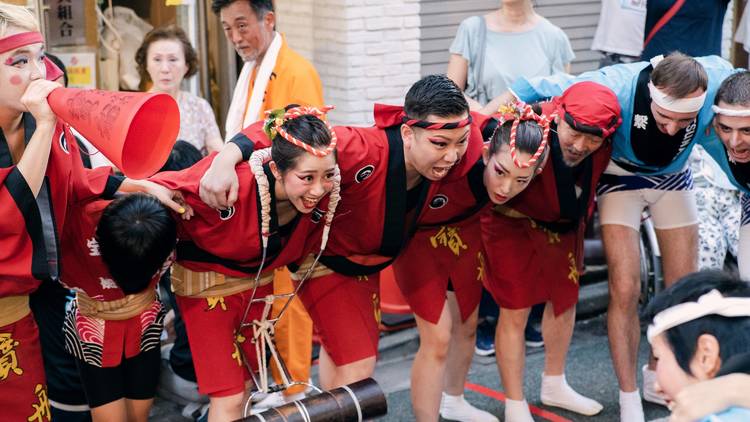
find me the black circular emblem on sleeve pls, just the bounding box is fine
[311,208,325,223]
[429,194,448,209]
[355,165,375,183]
[59,132,70,154]
[219,206,235,220]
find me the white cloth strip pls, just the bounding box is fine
[224,32,283,141]
[647,289,750,342]
[712,105,750,117]
[648,81,706,113]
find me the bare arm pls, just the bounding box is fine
[118,178,191,217]
[202,99,226,154]
[447,54,483,111]
[204,135,225,154]
[199,142,243,209]
[669,374,750,422]
[480,90,519,115]
[17,80,60,196]
[446,53,469,90]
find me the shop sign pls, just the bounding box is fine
[53,51,97,89]
[48,0,86,47]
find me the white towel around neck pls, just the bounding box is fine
[224,31,282,142]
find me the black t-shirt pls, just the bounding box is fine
[643,0,730,59]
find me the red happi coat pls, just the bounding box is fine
[0,117,114,298]
[231,105,487,277]
[316,105,486,276]
[0,117,114,422]
[392,114,497,323]
[481,106,612,314]
[151,155,330,277]
[60,200,164,368]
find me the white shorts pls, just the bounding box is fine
[740,194,750,280]
[739,225,750,281]
[598,188,698,231]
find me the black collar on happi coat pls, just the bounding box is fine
[617,65,697,173]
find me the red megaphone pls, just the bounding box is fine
[48,88,180,178]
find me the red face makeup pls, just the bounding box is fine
[0,30,47,112]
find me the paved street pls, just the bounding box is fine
[153,313,672,421]
[375,314,670,421]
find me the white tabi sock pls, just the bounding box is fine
[504,398,534,422]
[619,389,645,422]
[439,393,498,422]
[540,373,603,416]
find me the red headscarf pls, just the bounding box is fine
[553,81,622,139]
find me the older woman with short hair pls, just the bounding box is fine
[136,25,223,155]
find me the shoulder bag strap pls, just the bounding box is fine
[473,15,488,104]
[643,0,686,48]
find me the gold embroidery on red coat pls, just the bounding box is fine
[476,252,485,281]
[27,383,50,422]
[430,226,468,256]
[357,275,369,282]
[206,296,227,311]
[529,220,560,244]
[372,293,381,324]
[0,333,24,381]
[567,252,579,284]
[231,331,247,366]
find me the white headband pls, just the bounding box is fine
[712,105,750,117]
[648,81,707,113]
[647,289,750,343]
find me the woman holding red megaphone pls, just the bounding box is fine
[0,4,185,421]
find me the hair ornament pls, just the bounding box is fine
[493,101,552,168]
[263,105,338,157]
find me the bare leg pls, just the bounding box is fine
[646,224,698,373]
[207,392,245,422]
[496,306,531,401]
[317,347,376,391]
[90,399,127,422]
[124,398,154,422]
[443,292,478,395]
[317,345,337,389]
[656,224,698,286]
[541,303,575,376]
[411,301,453,422]
[603,224,642,393]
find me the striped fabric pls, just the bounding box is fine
[597,167,694,196]
[63,299,165,368]
[742,193,750,227]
